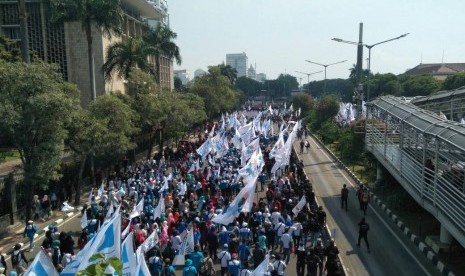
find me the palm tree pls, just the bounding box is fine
[102,36,155,81]
[143,23,182,83]
[217,63,238,85]
[48,0,123,101]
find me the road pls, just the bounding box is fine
[300,136,441,276]
[6,135,442,276]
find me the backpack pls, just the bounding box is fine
[199,257,212,276]
[11,252,21,265]
[161,266,175,276]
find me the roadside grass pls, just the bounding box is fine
[0,149,21,163]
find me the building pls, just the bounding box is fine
[403,63,465,80]
[174,69,191,85]
[226,52,248,78]
[247,65,256,80]
[0,0,173,106]
[194,68,207,78]
[256,73,267,83]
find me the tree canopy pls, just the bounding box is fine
[442,72,465,91]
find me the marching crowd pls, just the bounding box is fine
[5,106,344,276]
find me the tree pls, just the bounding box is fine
[102,36,155,81]
[306,79,354,102]
[76,253,122,276]
[235,76,262,99]
[292,92,314,117]
[49,0,123,101]
[0,35,21,62]
[265,74,298,99]
[367,73,402,98]
[311,95,340,131]
[442,72,465,91]
[399,74,441,97]
[143,23,181,83]
[217,63,238,85]
[174,76,183,90]
[191,66,241,117]
[0,61,80,219]
[349,64,372,85]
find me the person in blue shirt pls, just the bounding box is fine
[227,253,241,276]
[190,245,204,271]
[23,220,38,251]
[161,258,175,276]
[219,227,230,246]
[182,259,198,276]
[238,241,251,269]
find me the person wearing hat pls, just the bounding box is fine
[227,253,241,276]
[217,244,231,276]
[23,220,38,251]
[182,258,197,276]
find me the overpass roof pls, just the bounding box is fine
[121,0,164,19]
[370,96,465,151]
[411,87,465,105]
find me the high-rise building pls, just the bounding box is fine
[247,65,256,80]
[256,73,267,83]
[0,0,173,106]
[174,69,191,85]
[226,53,248,78]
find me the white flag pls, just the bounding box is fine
[129,198,144,219]
[252,254,270,276]
[121,232,136,276]
[153,197,165,219]
[24,249,59,276]
[140,228,159,253]
[292,196,307,215]
[134,249,152,276]
[80,210,88,229]
[173,230,195,266]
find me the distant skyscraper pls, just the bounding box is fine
[256,73,267,83]
[247,65,256,80]
[194,69,207,78]
[174,69,191,85]
[226,53,248,78]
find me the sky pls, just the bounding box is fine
[168,0,465,82]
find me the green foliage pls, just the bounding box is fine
[174,76,183,90]
[312,95,340,131]
[349,64,372,85]
[399,74,441,97]
[336,123,365,163]
[0,35,21,62]
[143,23,181,83]
[292,92,314,117]
[76,254,123,276]
[442,72,465,90]
[191,66,241,117]
[88,94,139,165]
[102,36,156,81]
[367,73,402,98]
[0,61,80,218]
[306,79,354,102]
[48,0,123,39]
[235,76,262,98]
[216,64,238,85]
[318,120,340,144]
[265,74,298,99]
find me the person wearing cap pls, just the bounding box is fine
[227,253,241,276]
[239,222,251,242]
[217,244,231,276]
[182,258,197,276]
[23,220,38,251]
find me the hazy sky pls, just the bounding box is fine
[169,0,464,82]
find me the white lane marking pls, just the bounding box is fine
[314,139,433,276]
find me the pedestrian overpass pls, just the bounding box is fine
[365,95,465,248]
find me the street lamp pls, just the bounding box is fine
[332,33,409,102]
[295,70,323,92]
[305,60,347,93]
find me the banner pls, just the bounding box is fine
[24,249,59,276]
[292,196,307,215]
[251,254,269,276]
[196,138,212,158]
[121,232,136,276]
[173,229,195,266]
[140,228,159,253]
[153,197,165,221]
[80,210,88,229]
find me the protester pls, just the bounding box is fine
[357,217,371,253]
[10,244,27,274]
[341,184,349,211]
[23,220,38,251]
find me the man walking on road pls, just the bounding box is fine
[357,217,371,253]
[341,184,349,211]
[23,220,38,251]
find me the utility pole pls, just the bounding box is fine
[355,22,364,116]
[18,0,30,63]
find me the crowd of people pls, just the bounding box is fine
[6,106,344,276]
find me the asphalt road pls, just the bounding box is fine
[7,134,443,276]
[299,136,441,276]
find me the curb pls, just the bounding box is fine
[310,134,455,276]
[4,207,83,256]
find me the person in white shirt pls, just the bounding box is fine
[272,254,286,276]
[170,232,182,253]
[280,229,292,264]
[274,221,286,251]
[217,244,231,276]
[291,221,302,247]
[270,208,282,225]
